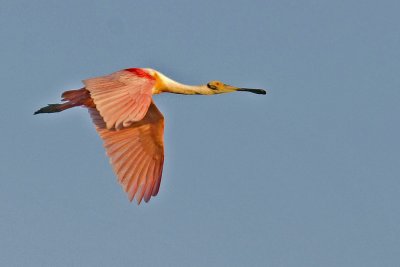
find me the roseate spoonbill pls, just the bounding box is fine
[34,68,266,204]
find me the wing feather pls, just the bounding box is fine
[122,152,147,189]
[126,156,149,201]
[149,161,160,196]
[84,70,155,130]
[152,159,164,196]
[133,159,152,204]
[143,161,157,202]
[114,146,142,178]
[89,102,164,204]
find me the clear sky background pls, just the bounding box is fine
[1,0,400,266]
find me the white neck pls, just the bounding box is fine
[149,69,214,95]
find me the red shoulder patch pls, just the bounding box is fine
[124,68,155,80]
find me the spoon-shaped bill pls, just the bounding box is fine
[237,88,267,95]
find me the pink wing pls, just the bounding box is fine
[89,102,164,204]
[84,69,155,130]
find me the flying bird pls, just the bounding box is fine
[34,68,266,204]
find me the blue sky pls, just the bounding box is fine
[1,0,400,266]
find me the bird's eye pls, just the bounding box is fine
[207,83,218,90]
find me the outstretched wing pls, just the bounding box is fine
[84,69,155,130]
[89,101,164,204]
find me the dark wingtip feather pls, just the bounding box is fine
[33,104,63,115]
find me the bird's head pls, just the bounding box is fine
[206,80,267,95]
